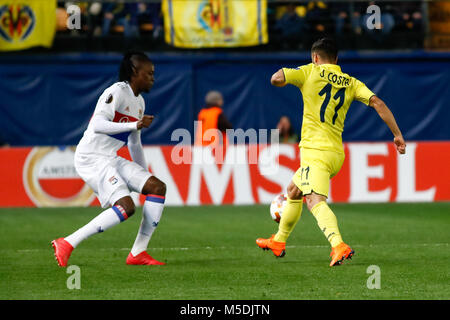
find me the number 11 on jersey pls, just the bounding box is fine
[318,83,346,125]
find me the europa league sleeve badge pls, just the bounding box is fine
[105,94,113,104]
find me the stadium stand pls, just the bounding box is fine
[48,0,429,52]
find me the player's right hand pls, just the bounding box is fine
[394,136,406,154]
[137,115,154,130]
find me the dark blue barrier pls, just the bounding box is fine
[1,51,449,146]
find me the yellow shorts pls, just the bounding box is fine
[292,147,345,198]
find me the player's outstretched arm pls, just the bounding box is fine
[91,114,153,136]
[92,114,138,134]
[369,96,406,154]
[271,69,287,87]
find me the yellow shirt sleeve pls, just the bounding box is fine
[354,79,376,106]
[282,63,313,89]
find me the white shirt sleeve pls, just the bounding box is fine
[94,86,122,120]
[127,130,147,169]
[91,114,138,135]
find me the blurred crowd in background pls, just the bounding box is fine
[54,0,427,51]
[270,0,424,49]
[57,1,162,39]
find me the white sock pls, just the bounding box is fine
[130,195,165,256]
[65,205,129,248]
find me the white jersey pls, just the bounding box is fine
[76,82,145,157]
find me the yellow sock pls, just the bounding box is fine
[274,197,303,242]
[310,201,343,248]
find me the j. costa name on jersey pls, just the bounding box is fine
[319,69,350,86]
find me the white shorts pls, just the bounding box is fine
[74,153,152,208]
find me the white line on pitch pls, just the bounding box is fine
[14,242,449,253]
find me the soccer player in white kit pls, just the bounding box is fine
[52,51,167,266]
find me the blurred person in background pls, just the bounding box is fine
[102,1,139,37]
[56,2,85,34]
[395,1,423,33]
[361,1,396,43]
[57,1,103,36]
[195,91,233,147]
[86,1,103,36]
[137,2,163,39]
[305,1,333,36]
[272,116,299,144]
[274,4,306,50]
[331,2,364,36]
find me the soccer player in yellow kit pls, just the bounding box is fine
[257,38,406,266]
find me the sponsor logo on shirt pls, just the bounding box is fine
[113,111,138,124]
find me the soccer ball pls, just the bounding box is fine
[270,194,287,223]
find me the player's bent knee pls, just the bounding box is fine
[305,193,326,211]
[155,180,167,196]
[142,176,166,196]
[305,198,315,211]
[305,196,317,211]
[287,182,302,200]
[288,190,302,200]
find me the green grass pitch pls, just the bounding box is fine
[0,203,449,300]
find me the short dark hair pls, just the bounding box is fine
[311,38,338,62]
[119,51,152,82]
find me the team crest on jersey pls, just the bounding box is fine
[138,109,142,117]
[105,94,113,104]
[0,4,35,43]
[124,106,130,112]
[109,176,118,185]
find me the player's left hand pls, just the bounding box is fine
[394,136,406,154]
[137,115,154,130]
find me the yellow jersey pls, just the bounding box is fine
[283,63,375,154]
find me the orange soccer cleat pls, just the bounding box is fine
[126,251,165,265]
[51,238,74,267]
[256,235,286,258]
[329,242,354,267]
